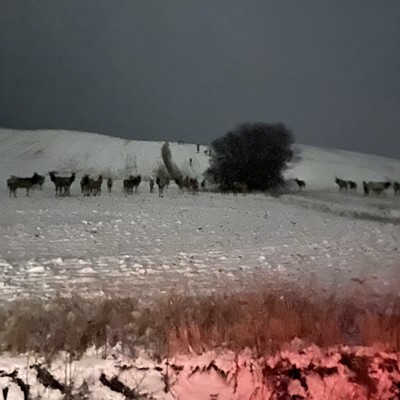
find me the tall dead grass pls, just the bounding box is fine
[0,283,398,361]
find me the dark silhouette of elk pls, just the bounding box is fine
[7,173,41,197]
[363,181,391,196]
[295,178,306,190]
[335,177,348,191]
[149,179,155,193]
[123,175,141,195]
[107,177,113,193]
[35,174,45,190]
[84,175,103,196]
[220,179,234,194]
[190,178,199,194]
[394,181,400,195]
[132,175,141,192]
[175,176,191,192]
[81,174,89,194]
[347,180,357,190]
[156,176,167,197]
[49,172,75,196]
[363,181,370,196]
[123,177,131,195]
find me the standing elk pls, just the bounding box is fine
[132,175,141,192]
[81,174,90,194]
[7,173,41,197]
[82,175,103,196]
[49,172,75,196]
[123,175,141,195]
[347,180,357,190]
[363,181,391,196]
[362,181,369,196]
[335,177,348,191]
[156,177,167,197]
[107,177,113,193]
[295,178,306,190]
[190,178,199,194]
[35,174,45,190]
[175,176,191,192]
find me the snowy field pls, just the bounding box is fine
[1,129,400,399]
[1,182,400,304]
[0,128,399,303]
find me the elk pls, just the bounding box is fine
[123,175,141,195]
[49,172,75,196]
[7,173,41,197]
[132,175,141,192]
[363,181,391,196]
[84,175,103,196]
[156,176,167,197]
[81,174,90,194]
[35,174,45,190]
[175,176,191,192]
[347,180,357,190]
[295,178,306,190]
[363,181,370,196]
[335,177,348,191]
[107,177,113,193]
[190,178,199,194]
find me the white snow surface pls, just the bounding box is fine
[0,344,399,399]
[0,128,399,302]
[1,128,400,399]
[0,128,210,181]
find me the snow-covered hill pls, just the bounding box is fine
[0,128,210,182]
[1,128,399,190]
[286,144,400,190]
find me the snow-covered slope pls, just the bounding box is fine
[1,128,399,189]
[0,128,210,181]
[286,144,400,190]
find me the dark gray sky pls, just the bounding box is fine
[1,1,399,158]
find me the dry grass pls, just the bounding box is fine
[0,283,398,361]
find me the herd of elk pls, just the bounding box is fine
[335,177,357,191]
[6,171,400,199]
[335,177,395,196]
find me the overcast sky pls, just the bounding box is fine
[1,1,399,158]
